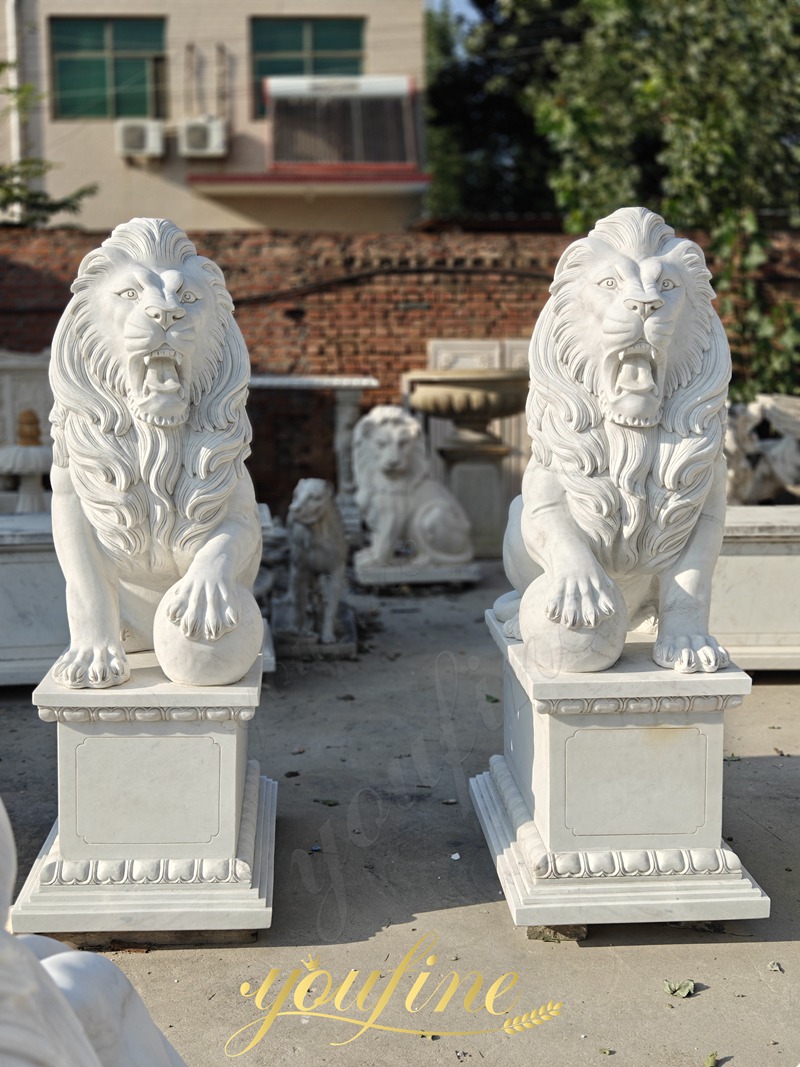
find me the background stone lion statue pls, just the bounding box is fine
[49,217,262,688]
[500,207,731,674]
[284,478,347,644]
[352,405,474,569]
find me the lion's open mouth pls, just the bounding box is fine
[141,347,185,399]
[614,341,658,396]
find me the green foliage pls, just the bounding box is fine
[425,1,577,219]
[425,0,800,394]
[0,61,96,226]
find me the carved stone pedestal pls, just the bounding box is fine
[11,654,276,935]
[471,613,770,926]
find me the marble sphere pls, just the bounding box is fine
[154,585,263,686]
[519,576,628,675]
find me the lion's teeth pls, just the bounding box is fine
[144,355,151,366]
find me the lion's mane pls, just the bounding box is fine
[49,218,251,567]
[527,207,730,573]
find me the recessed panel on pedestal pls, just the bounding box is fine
[75,736,221,846]
[563,725,707,838]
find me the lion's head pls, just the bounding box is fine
[527,207,730,570]
[50,218,252,562]
[545,207,720,428]
[288,478,335,526]
[353,406,426,489]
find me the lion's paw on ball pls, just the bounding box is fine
[154,586,263,686]
[519,577,628,674]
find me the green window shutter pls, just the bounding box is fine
[112,18,164,52]
[54,56,108,118]
[113,58,149,117]
[311,20,362,52]
[51,18,105,52]
[252,19,303,53]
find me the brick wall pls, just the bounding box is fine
[3,225,798,514]
[0,228,570,403]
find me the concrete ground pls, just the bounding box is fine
[1,560,798,1067]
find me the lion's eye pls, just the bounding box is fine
[598,277,618,289]
[180,291,198,304]
[117,288,138,300]
[661,279,677,291]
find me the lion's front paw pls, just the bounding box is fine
[546,569,617,630]
[164,573,239,641]
[53,644,130,689]
[653,634,730,674]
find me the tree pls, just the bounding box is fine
[534,0,800,396]
[1,63,96,226]
[425,0,800,395]
[425,0,579,220]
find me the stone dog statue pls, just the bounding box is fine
[49,218,262,688]
[352,405,473,568]
[285,478,347,644]
[499,207,731,674]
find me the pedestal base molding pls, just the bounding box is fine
[12,764,276,933]
[471,758,769,925]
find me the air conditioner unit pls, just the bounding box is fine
[114,119,165,158]
[177,116,228,159]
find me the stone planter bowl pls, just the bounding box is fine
[405,368,529,438]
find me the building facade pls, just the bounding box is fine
[2,0,427,231]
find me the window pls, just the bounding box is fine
[251,18,363,118]
[51,18,166,119]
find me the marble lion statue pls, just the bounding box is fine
[352,405,474,568]
[285,478,347,644]
[500,207,731,674]
[49,218,262,689]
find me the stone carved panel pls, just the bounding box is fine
[564,727,707,837]
[75,736,221,846]
[39,705,253,722]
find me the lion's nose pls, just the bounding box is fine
[624,297,663,319]
[145,305,185,328]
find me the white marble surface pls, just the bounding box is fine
[0,513,69,685]
[13,655,275,933]
[487,611,752,700]
[249,375,379,390]
[49,218,263,689]
[1,797,187,1065]
[471,611,768,925]
[710,506,800,668]
[505,208,731,674]
[471,769,769,925]
[352,405,476,572]
[35,652,262,708]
